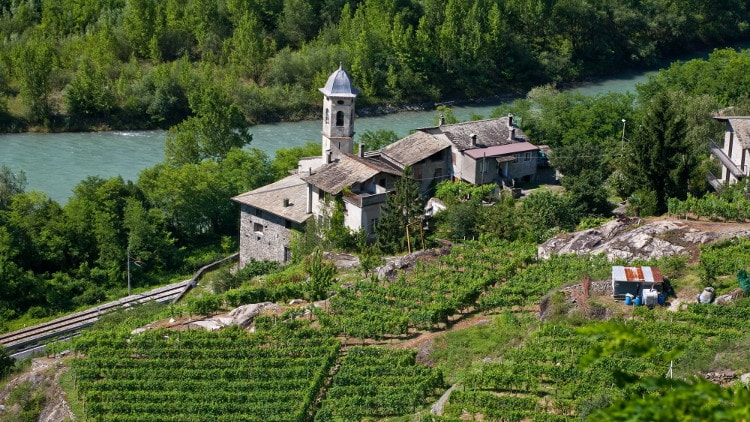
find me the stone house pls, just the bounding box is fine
[232,174,310,266]
[709,116,750,189]
[233,66,539,265]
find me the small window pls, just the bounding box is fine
[413,166,423,180]
[512,154,519,163]
[253,223,263,233]
[379,178,386,187]
[336,111,345,126]
[524,152,531,161]
[325,109,329,124]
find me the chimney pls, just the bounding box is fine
[358,142,365,157]
[470,133,477,147]
[508,114,513,127]
[509,128,516,141]
[326,151,332,164]
[283,198,290,207]
[439,114,445,126]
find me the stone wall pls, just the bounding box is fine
[238,204,293,266]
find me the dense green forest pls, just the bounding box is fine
[0,0,749,131]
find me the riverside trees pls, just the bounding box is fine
[1,0,749,131]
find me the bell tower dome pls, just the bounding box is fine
[319,65,357,162]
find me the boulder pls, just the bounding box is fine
[228,302,275,328]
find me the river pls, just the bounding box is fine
[0,72,651,204]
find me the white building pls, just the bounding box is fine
[709,116,750,190]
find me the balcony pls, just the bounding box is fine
[709,140,745,179]
[342,191,389,208]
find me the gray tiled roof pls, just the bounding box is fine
[303,153,401,194]
[727,117,750,149]
[231,175,312,224]
[380,131,452,167]
[420,116,529,151]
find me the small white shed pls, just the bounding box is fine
[612,266,664,299]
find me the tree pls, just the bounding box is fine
[623,92,692,214]
[0,165,27,210]
[65,58,116,119]
[14,34,58,124]
[376,167,424,254]
[517,189,579,242]
[0,346,14,378]
[270,141,320,179]
[164,90,253,165]
[358,129,399,151]
[304,248,337,301]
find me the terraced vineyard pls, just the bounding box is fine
[432,303,750,421]
[66,238,750,421]
[73,326,339,422]
[315,347,443,421]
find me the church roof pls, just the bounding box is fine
[319,65,358,98]
[380,131,452,167]
[303,154,400,194]
[419,116,529,151]
[231,174,312,224]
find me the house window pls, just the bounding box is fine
[284,247,292,262]
[336,111,345,126]
[524,152,531,161]
[413,166,423,180]
[253,223,263,234]
[379,178,386,187]
[325,109,329,124]
[512,154,519,163]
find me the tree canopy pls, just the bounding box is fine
[1,0,748,131]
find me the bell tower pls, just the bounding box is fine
[319,65,357,162]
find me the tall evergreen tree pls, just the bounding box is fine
[376,167,424,254]
[624,92,692,214]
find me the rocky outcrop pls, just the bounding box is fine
[186,302,278,331]
[537,217,749,262]
[374,247,452,280]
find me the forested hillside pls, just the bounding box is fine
[0,0,749,131]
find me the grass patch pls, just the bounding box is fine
[430,311,537,384]
[57,363,85,419]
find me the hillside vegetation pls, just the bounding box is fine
[4,224,750,421]
[0,0,749,130]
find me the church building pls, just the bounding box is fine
[233,66,540,266]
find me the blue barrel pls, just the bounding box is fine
[624,296,633,305]
[634,296,643,306]
[657,294,665,305]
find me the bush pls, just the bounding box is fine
[0,347,14,378]
[188,295,222,316]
